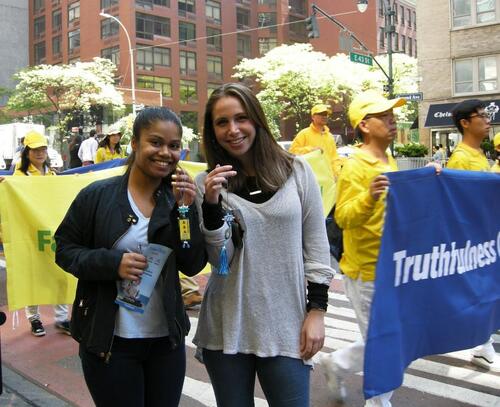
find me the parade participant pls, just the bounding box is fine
[14,130,71,337]
[289,103,343,178]
[432,144,444,164]
[448,100,499,370]
[78,130,98,166]
[194,83,334,407]
[54,107,206,407]
[68,133,82,168]
[492,132,500,173]
[318,91,407,407]
[95,125,125,163]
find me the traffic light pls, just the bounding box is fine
[305,15,320,39]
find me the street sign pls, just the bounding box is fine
[395,92,423,102]
[350,52,373,66]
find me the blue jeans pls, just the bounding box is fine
[202,349,311,407]
[80,336,185,407]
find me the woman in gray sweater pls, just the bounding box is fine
[194,83,334,407]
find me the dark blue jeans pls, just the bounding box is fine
[79,336,185,407]
[202,349,311,407]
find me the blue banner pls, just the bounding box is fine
[364,167,500,399]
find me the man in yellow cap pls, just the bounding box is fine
[448,100,499,372]
[492,132,500,173]
[318,90,406,406]
[289,104,342,178]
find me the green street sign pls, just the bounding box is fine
[350,52,373,66]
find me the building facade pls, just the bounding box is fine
[0,0,29,106]
[28,0,310,132]
[310,0,416,58]
[417,0,500,153]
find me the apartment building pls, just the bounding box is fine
[418,0,500,152]
[28,0,309,132]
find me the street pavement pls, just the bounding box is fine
[0,258,499,407]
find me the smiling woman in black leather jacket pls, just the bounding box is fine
[55,107,206,407]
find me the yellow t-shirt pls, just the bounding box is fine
[289,124,343,178]
[95,146,125,164]
[13,163,55,177]
[491,161,500,173]
[335,148,398,282]
[446,142,490,172]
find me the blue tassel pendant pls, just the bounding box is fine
[217,211,235,277]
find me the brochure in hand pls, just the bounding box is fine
[115,243,172,313]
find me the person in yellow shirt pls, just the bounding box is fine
[289,104,343,178]
[13,131,71,337]
[95,125,125,163]
[492,132,500,173]
[318,91,406,406]
[448,99,499,372]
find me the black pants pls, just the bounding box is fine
[79,336,186,407]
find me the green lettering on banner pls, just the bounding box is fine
[37,230,56,253]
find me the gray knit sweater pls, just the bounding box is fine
[193,157,334,360]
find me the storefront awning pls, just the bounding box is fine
[424,99,500,127]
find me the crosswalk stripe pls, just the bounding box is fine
[328,292,349,302]
[327,305,356,319]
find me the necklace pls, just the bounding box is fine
[247,176,262,196]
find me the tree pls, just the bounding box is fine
[7,58,124,146]
[233,43,418,139]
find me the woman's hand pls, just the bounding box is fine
[118,252,147,281]
[172,168,197,207]
[300,310,325,360]
[426,161,442,175]
[369,175,390,201]
[204,165,237,204]
[0,177,5,183]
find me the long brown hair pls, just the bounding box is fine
[202,83,294,193]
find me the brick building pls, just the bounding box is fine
[28,0,311,132]
[417,0,500,153]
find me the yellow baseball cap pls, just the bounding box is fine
[348,90,406,129]
[311,104,332,115]
[23,130,48,149]
[494,132,500,148]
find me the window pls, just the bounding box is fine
[288,0,306,14]
[180,79,197,103]
[414,39,417,57]
[237,34,251,57]
[52,0,60,6]
[178,0,195,15]
[68,29,80,53]
[258,37,277,55]
[394,3,398,23]
[180,111,198,133]
[379,1,384,16]
[479,56,497,90]
[207,27,222,51]
[288,15,307,40]
[206,1,221,23]
[68,2,80,24]
[413,11,416,27]
[207,55,222,79]
[34,42,46,64]
[455,59,473,93]
[258,0,277,5]
[179,50,196,74]
[52,35,62,56]
[237,8,250,28]
[136,0,169,7]
[179,21,196,44]
[207,82,220,97]
[101,17,119,39]
[52,9,62,31]
[137,45,170,70]
[34,16,45,38]
[34,0,45,13]
[136,13,171,39]
[379,27,385,47]
[394,33,399,51]
[101,45,120,65]
[258,12,276,31]
[101,0,119,8]
[408,37,412,56]
[137,75,172,97]
[407,8,411,26]
[400,5,405,25]
[401,35,406,53]
[452,0,497,26]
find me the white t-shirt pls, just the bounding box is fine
[78,137,98,162]
[113,190,169,338]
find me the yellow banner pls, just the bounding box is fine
[0,154,334,310]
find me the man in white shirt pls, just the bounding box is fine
[78,130,98,166]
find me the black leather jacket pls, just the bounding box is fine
[54,172,206,361]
